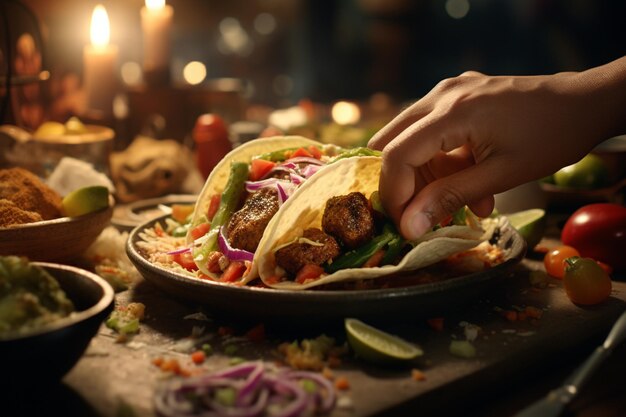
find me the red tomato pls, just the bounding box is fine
[291,147,313,158]
[561,203,626,271]
[563,257,612,305]
[173,251,198,271]
[249,159,276,181]
[295,264,325,284]
[308,145,323,159]
[207,194,221,221]
[221,261,247,282]
[190,223,210,240]
[544,245,580,279]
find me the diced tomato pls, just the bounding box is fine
[291,147,313,158]
[265,275,281,285]
[222,261,246,282]
[173,251,198,271]
[207,194,222,221]
[363,249,385,268]
[245,323,266,343]
[154,223,165,237]
[171,204,194,223]
[190,222,210,240]
[295,264,325,284]
[308,145,323,159]
[249,159,276,181]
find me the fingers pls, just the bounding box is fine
[368,99,431,151]
[399,158,504,240]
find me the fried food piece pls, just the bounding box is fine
[0,167,62,220]
[227,188,279,252]
[0,199,43,228]
[275,228,340,275]
[322,192,375,249]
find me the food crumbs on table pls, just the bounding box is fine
[190,350,206,364]
[449,340,477,358]
[105,302,146,342]
[201,343,213,355]
[322,366,335,380]
[278,334,347,371]
[411,369,427,381]
[224,344,239,356]
[244,323,265,343]
[335,376,350,390]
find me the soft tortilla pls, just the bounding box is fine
[186,136,322,281]
[256,156,489,290]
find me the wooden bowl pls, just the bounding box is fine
[0,195,114,262]
[0,262,115,386]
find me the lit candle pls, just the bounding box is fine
[141,0,173,84]
[83,4,118,117]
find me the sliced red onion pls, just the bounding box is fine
[300,164,322,178]
[275,182,289,205]
[245,178,282,193]
[285,371,336,412]
[289,173,305,185]
[237,362,265,405]
[166,247,191,255]
[279,162,297,170]
[154,361,336,417]
[218,226,254,262]
[261,166,294,180]
[285,156,324,166]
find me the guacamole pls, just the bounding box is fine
[0,256,75,336]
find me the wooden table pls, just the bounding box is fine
[5,226,626,417]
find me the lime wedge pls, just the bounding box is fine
[506,208,546,250]
[62,186,110,217]
[345,318,423,364]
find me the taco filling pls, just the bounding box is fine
[268,191,480,285]
[185,139,380,283]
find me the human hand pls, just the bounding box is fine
[368,64,626,240]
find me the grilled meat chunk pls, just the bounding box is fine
[275,228,340,275]
[322,192,374,249]
[227,188,279,252]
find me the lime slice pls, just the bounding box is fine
[62,186,110,217]
[345,318,423,364]
[506,208,546,250]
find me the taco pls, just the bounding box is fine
[185,136,379,284]
[255,156,495,290]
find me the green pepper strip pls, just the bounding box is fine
[381,235,405,266]
[326,223,398,273]
[194,162,249,259]
[253,146,320,162]
[328,147,381,164]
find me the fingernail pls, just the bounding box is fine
[408,212,431,240]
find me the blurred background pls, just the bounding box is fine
[1,0,625,205]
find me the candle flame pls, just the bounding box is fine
[90,5,110,47]
[332,101,361,125]
[146,0,166,10]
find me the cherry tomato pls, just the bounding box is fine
[563,257,612,305]
[544,245,580,279]
[561,203,626,271]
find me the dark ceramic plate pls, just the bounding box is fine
[0,262,115,386]
[127,215,525,323]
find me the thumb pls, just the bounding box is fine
[399,159,502,240]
